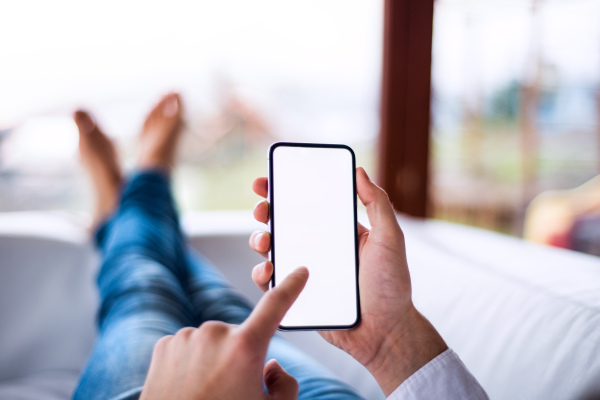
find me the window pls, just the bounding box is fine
[431,0,600,234]
[0,0,382,212]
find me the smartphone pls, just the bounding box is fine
[268,142,360,330]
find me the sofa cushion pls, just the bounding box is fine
[404,218,600,400]
[1,211,600,400]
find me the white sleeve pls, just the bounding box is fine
[386,349,489,400]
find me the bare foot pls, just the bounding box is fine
[138,93,183,172]
[74,110,123,228]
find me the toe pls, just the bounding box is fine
[142,92,182,134]
[74,110,96,135]
[161,93,181,118]
[138,92,185,172]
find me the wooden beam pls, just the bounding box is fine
[377,0,435,218]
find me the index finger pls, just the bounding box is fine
[252,177,268,198]
[241,267,308,345]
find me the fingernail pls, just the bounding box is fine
[253,262,263,276]
[259,261,268,275]
[254,232,263,248]
[162,95,179,117]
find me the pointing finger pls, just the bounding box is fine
[241,267,308,347]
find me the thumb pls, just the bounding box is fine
[356,167,402,236]
[264,359,299,400]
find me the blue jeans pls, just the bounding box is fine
[73,171,362,400]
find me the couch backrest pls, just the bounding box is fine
[0,236,98,382]
[1,212,600,400]
[403,218,600,400]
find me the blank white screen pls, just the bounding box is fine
[271,145,358,328]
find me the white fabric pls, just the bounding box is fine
[0,372,79,400]
[0,213,97,385]
[402,217,600,400]
[2,211,600,400]
[387,349,488,400]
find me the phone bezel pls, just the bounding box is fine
[268,141,361,331]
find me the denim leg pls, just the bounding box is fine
[74,170,363,400]
[184,251,364,399]
[184,250,254,325]
[73,171,197,400]
[267,336,364,399]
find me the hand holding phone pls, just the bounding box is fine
[251,158,448,396]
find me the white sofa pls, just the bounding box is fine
[1,211,599,399]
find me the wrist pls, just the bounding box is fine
[364,306,448,397]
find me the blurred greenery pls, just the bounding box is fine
[172,143,375,212]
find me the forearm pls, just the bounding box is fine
[365,307,448,397]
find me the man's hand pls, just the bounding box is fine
[249,167,448,396]
[140,268,309,400]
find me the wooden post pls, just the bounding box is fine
[520,0,543,204]
[377,0,435,218]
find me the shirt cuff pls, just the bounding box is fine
[386,349,489,400]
